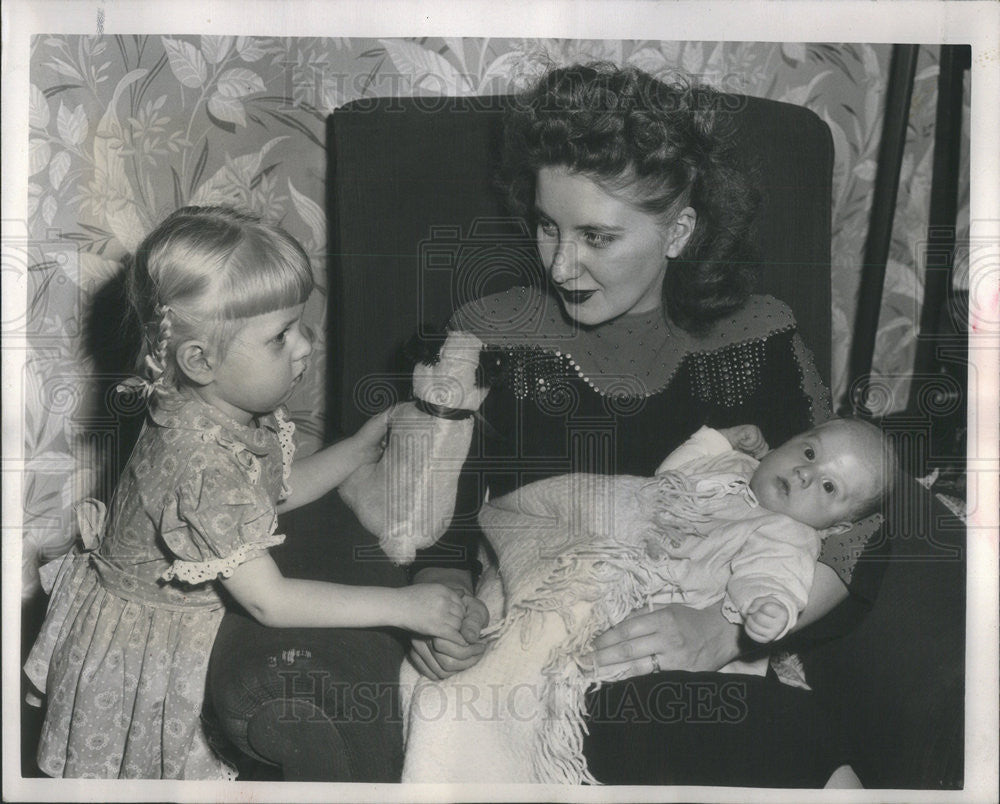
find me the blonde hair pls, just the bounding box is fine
[126,206,314,397]
[816,417,897,521]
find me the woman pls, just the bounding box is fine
[408,63,875,787]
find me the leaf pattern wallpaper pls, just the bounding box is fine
[23,36,967,597]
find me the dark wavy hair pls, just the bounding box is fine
[501,63,761,333]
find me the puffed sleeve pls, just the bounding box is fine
[159,462,286,585]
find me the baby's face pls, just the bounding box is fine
[749,422,883,530]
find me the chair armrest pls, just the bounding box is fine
[802,485,965,788]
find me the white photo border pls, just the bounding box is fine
[3,1,997,802]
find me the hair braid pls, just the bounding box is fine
[148,304,173,392]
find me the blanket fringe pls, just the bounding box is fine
[475,472,753,784]
[638,471,751,541]
[501,536,684,784]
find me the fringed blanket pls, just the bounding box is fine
[401,465,819,783]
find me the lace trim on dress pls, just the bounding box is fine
[193,408,294,493]
[273,407,296,501]
[160,531,286,585]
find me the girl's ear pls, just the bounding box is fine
[175,339,214,386]
[665,206,697,259]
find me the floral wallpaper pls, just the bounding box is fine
[22,36,966,598]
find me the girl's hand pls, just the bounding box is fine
[743,596,789,643]
[280,407,396,511]
[397,583,468,644]
[350,408,392,466]
[718,424,769,458]
[580,601,741,681]
[407,568,490,680]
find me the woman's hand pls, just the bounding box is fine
[407,567,490,680]
[717,424,769,459]
[581,601,741,681]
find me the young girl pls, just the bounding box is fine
[24,206,468,780]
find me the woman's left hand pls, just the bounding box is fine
[581,601,741,681]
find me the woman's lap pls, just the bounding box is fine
[205,491,409,780]
[583,670,854,788]
[207,610,406,780]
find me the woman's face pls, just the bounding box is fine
[534,165,694,326]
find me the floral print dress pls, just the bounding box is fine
[24,393,296,779]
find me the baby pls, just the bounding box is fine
[400,416,896,784]
[648,418,894,641]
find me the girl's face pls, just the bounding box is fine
[534,165,694,326]
[204,303,312,424]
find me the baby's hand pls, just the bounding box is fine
[718,424,769,459]
[397,583,467,644]
[744,596,789,643]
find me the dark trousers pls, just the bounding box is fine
[206,491,408,781]
[584,669,853,788]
